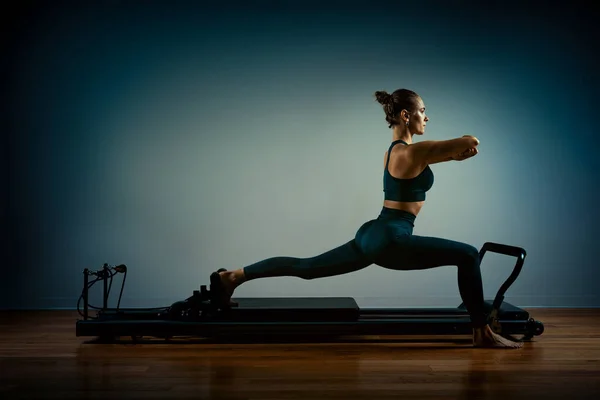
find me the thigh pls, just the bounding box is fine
[375,234,478,271]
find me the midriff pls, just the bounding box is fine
[383,200,424,217]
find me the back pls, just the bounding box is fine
[383,140,434,202]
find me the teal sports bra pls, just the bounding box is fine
[383,139,434,202]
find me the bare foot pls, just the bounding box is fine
[218,269,244,305]
[218,270,238,296]
[473,325,523,349]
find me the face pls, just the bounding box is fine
[406,97,429,135]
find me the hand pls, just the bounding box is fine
[463,134,480,145]
[453,147,478,161]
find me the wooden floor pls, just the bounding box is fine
[1,309,599,399]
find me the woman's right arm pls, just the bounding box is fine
[409,136,480,165]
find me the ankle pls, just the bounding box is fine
[234,269,246,286]
[473,325,488,334]
[224,269,245,287]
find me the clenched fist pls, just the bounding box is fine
[454,147,478,161]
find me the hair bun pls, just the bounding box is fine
[374,91,392,105]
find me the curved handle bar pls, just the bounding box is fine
[479,242,527,312]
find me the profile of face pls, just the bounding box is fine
[402,97,429,135]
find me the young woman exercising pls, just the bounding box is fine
[213,88,522,349]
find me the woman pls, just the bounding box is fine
[213,88,522,349]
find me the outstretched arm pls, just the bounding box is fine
[409,135,480,165]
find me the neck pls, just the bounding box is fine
[392,126,412,144]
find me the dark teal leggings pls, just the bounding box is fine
[243,207,487,327]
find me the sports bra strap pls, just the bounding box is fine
[385,139,409,168]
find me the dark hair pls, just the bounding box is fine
[374,89,421,128]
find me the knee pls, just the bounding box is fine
[461,244,480,266]
[291,263,318,280]
[297,271,316,280]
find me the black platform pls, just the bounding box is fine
[75,297,540,339]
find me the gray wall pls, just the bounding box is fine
[4,1,599,310]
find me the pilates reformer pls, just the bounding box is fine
[75,242,544,342]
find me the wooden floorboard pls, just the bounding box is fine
[1,308,599,399]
